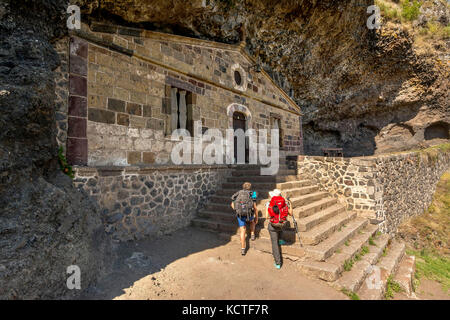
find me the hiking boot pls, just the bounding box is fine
[241,248,246,256]
[251,233,256,241]
[278,239,286,245]
[274,263,281,269]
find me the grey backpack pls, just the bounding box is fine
[232,190,254,218]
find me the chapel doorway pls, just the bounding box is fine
[233,111,249,164]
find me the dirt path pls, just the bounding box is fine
[82,227,347,300]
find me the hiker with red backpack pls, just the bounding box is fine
[265,189,292,269]
[231,182,258,256]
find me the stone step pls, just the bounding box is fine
[220,232,305,258]
[191,218,238,233]
[233,163,291,171]
[393,255,416,297]
[215,182,315,198]
[332,233,389,293]
[305,217,371,261]
[363,234,390,265]
[293,197,339,218]
[205,202,270,215]
[209,185,320,206]
[222,180,312,191]
[282,185,320,199]
[251,238,305,258]
[226,175,302,183]
[297,260,342,282]
[258,227,297,243]
[290,192,329,208]
[296,204,346,232]
[197,210,236,223]
[231,169,296,177]
[357,240,406,300]
[300,211,357,246]
[296,231,388,283]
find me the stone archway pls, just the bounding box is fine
[226,103,252,130]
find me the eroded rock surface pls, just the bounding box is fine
[0,0,113,299]
[76,0,449,155]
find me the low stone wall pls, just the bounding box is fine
[297,147,450,233]
[73,164,232,241]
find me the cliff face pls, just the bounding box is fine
[0,0,447,299]
[78,0,449,156]
[0,0,113,299]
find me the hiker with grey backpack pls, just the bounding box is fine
[231,182,258,256]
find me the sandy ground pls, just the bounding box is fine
[82,227,347,300]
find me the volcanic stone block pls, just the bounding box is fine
[68,117,87,138]
[69,54,87,77]
[143,152,156,164]
[69,96,87,117]
[147,118,165,131]
[88,108,115,124]
[69,74,87,96]
[108,98,125,112]
[117,113,130,126]
[67,137,87,165]
[127,151,141,165]
[143,105,152,117]
[70,37,88,59]
[130,116,146,128]
[126,102,143,116]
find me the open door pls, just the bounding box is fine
[233,111,249,164]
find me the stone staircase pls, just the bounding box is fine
[191,160,415,300]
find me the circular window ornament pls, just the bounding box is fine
[231,63,247,92]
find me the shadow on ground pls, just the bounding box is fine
[80,227,231,299]
[80,226,346,300]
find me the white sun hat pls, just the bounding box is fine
[269,189,282,198]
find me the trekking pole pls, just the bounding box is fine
[286,196,303,247]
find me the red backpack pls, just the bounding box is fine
[268,196,289,225]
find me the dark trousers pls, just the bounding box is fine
[268,223,284,265]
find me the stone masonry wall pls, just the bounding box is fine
[54,37,69,151]
[61,23,303,166]
[73,165,232,241]
[297,148,450,233]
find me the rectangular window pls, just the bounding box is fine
[169,87,194,136]
[270,116,284,148]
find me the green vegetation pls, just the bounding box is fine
[419,21,450,38]
[375,0,401,21]
[369,236,376,246]
[361,246,370,255]
[344,259,354,272]
[398,171,449,255]
[375,0,450,47]
[341,288,360,300]
[382,247,388,257]
[385,275,405,299]
[407,248,450,293]
[398,170,449,295]
[401,0,421,21]
[58,146,74,179]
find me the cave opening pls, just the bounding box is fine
[424,122,450,140]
